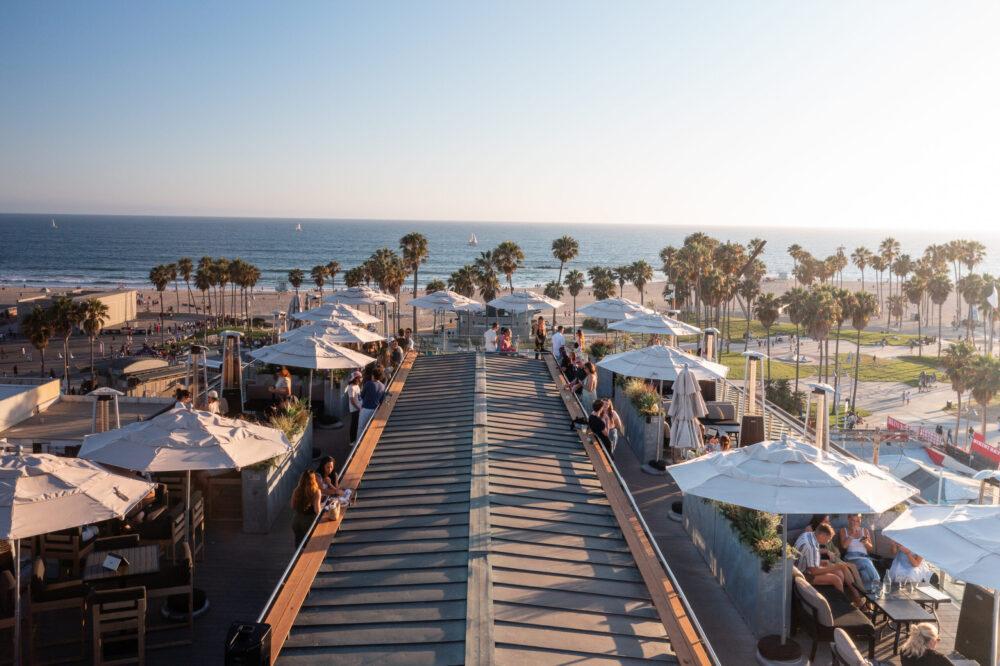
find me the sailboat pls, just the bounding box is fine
[51,219,58,229]
[295,223,303,232]
[468,233,478,247]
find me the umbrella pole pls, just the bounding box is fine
[13,537,20,666]
[656,379,664,464]
[993,588,998,666]
[782,513,789,644]
[308,369,314,405]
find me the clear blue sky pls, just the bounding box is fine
[1,1,998,230]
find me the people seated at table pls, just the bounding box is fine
[806,515,867,591]
[888,540,932,585]
[795,523,864,607]
[899,622,950,666]
[314,456,352,508]
[839,513,881,593]
[290,469,323,546]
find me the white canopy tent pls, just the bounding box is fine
[1,454,155,664]
[409,290,484,350]
[669,436,918,644]
[487,289,563,314]
[324,287,396,336]
[577,297,653,321]
[885,505,1000,666]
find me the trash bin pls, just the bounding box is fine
[225,621,271,665]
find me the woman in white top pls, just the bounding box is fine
[888,540,933,585]
[345,370,363,442]
[270,366,293,405]
[838,513,881,592]
[205,390,221,414]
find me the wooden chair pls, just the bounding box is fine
[793,576,876,662]
[155,474,186,506]
[190,491,206,561]
[830,628,871,666]
[27,557,89,662]
[89,586,146,665]
[135,503,187,563]
[39,527,95,577]
[132,543,193,647]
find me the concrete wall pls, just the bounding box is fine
[612,387,662,464]
[241,420,314,534]
[0,379,60,431]
[72,290,137,328]
[683,496,790,638]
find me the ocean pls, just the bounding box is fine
[2,214,999,291]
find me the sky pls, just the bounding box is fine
[1,2,999,230]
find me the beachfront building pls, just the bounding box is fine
[5,288,138,329]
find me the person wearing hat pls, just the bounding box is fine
[345,370,364,442]
[205,389,221,415]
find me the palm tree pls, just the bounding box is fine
[630,260,654,305]
[195,266,211,317]
[21,306,53,374]
[851,247,871,291]
[968,354,1000,439]
[325,261,341,292]
[343,267,366,288]
[215,258,230,324]
[958,273,985,341]
[165,262,180,315]
[849,291,879,410]
[587,267,616,301]
[425,279,446,294]
[287,268,304,306]
[81,298,110,381]
[197,256,215,318]
[49,295,85,392]
[879,237,901,303]
[927,272,953,357]
[903,276,928,355]
[543,281,564,311]
[830,288,853,390]
[942,341,975,448]
[474,252,501,302]
[802,287,841,384]
[564,269,585,330]
[400,232,430,332]
[788,244,803,285]
[886,295,905,328]
[311,265,329,300]
[493,241,524,293]
[178,257,194,310]
[148,265,171,345]
[870,254,888,313]
[551,235,579,288]
[448,265,477,298]
[754,293,781,380]
[612,265,632,298]
[782,287,808,398]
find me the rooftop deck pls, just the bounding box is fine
[270,352,708,664]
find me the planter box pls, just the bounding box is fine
[241,420,314,534]
[683,496,790,638]
[612,389,662,464]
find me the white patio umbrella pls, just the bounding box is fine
[1,454,155,664]
[325,287,395,335]
[290,303,380,326]
[249,335,375,403]
[280,321,384,345]
[884,505,1000,666]
[597,344,729,382]
[409,290,484,350]
[577,297,652,321]
[669,436,918,644]
[668,365,708,456]
[487,289,563,313]
[609,312,702,347]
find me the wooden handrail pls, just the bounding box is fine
[544,355,713,666]
[262,351,416,661]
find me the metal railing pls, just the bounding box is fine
[255,358,404,624]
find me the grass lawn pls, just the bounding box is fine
[833,353,943,387]
[719,351,817,381]
[720,318,920,347]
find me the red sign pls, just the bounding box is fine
[971,433,1000,465]
[886,416,908,431]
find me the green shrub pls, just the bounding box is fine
[624,378,660,416]
[588,340,612,361]
[715,501,793,572]
[581,317,604,331]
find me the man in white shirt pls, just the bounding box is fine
[483,322,499,352]
[551,325,566,361]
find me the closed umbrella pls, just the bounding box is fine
[1,454,155,664]
[669,436,918,644]
[884,505,1000,666]
[280,322,384,345]
[577,297,652,321]
[668,365,708,455]
[487,289,563,313]
[290,303,380,326]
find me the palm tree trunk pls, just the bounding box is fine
[90,338,96,381]
[174,281,180,314]
[956,392,963,449]
[186,280,194,309]
[851,328,862,410]
[572,294,577,330]
[766,328,772,381]
[159,299,165,346]
[917,305,922,356]
[63,337,70,392]
[833,324,842,402]
[937,303,943,357]
[794,324,801,404]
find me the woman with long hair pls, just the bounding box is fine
[899,622,949,665]
[315,456,352,508]
[290,469,322,546]
[533,316,547,360]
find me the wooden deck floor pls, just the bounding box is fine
[277,352,681,664]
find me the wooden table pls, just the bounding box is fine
[865,591,936,654]
[83,545,160,582]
